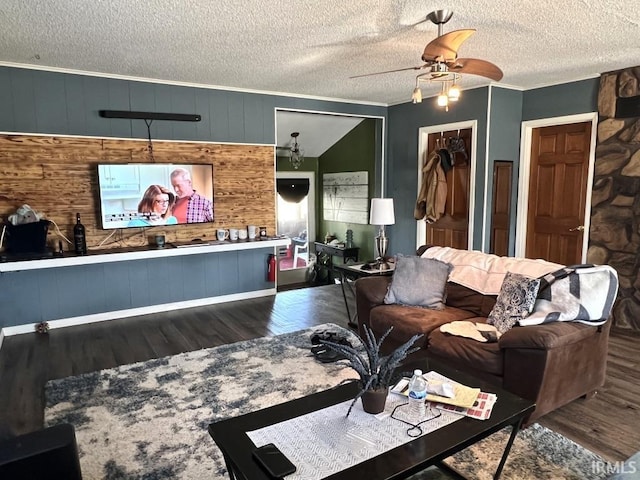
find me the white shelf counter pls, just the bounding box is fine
[0,237,290,272]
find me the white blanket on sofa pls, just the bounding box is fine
[421,246,563,295]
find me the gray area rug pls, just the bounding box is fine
[45,324,606,479]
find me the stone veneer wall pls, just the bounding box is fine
[591,66,640,331]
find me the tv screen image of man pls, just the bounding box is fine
[170,167,214,223]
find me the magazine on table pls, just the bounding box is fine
[390,371,482,410]
[432,391,498,420]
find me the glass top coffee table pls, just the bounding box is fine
[208,358,534,480]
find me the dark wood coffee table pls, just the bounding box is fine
[208,358,535,480]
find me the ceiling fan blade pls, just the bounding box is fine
[421,29,476,62]
[349,64,428,79]
[448,58,504,81]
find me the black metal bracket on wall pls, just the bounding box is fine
[615,97,640,119]
[99,110,201,122]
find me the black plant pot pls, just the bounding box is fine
[361,387,388,414]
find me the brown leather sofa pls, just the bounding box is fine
[355,249,613,425]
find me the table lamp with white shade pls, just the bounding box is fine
[369,198,395,270]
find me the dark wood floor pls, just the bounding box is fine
[0,284,638,463]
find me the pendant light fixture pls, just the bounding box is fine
[289,132,304,169]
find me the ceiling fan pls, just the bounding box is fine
[351,10,503,85]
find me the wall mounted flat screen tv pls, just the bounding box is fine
[97,163,214,230]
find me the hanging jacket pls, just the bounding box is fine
[414,150,439,220]
[415,149,448,223]
[427,160,447,223]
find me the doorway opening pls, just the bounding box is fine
[276,171,315,287]
[274,108,386,290]
[416,120,477,251]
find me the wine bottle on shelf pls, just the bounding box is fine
[74,213,87,255]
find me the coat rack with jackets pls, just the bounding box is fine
[414,133,468,223]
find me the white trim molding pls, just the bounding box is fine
[515,112,598,260]
[0,288,277,348]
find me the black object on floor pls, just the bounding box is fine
[314,349,348,363]
[0,423,83,479]
[310,329,344,345]
[310,328,353,363]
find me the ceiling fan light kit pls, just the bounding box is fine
[448,82,461,101]
[413,70,462,109]
[437,85,449,108]
[411,85,422,104]
[353,9,503,111]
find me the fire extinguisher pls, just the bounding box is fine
[267,254,276,282]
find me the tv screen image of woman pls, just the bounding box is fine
[127,185,178,227]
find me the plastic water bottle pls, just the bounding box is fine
[408,369,427,421]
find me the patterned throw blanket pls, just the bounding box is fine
[520,265,619,327]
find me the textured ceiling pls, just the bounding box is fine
[0,0,639,105]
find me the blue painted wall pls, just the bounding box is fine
[0,249,273,328]
[386,79,599,257]
[0,64,601,328]
[486,87,524,255]
[522,78,599,121]
[0,66,386,144]
[0,65,387,328]
[387,87,490,255]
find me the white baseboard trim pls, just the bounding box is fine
[0,288,277,346]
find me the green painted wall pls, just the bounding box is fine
[318,118,377,262]
[276,156,319,174]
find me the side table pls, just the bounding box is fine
[313,242,360,284]
[333,262,394,329]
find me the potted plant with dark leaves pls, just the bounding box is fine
[321,325,423,416]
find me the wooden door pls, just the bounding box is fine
[425,128,471,249]
[491,161,513,256]
[525,122,591,264]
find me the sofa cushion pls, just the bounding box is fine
[370,304,475,346]
[498,321,605,350]
[487,272,540,334]
[383,255,452,309]
[428,319,504,376]
[445,282,497,317]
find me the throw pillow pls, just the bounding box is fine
[383,255,452,309]
[487,272,540,334]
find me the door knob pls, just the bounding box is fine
[569,225,585,232]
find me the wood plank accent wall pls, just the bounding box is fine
[0,134,275,251]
